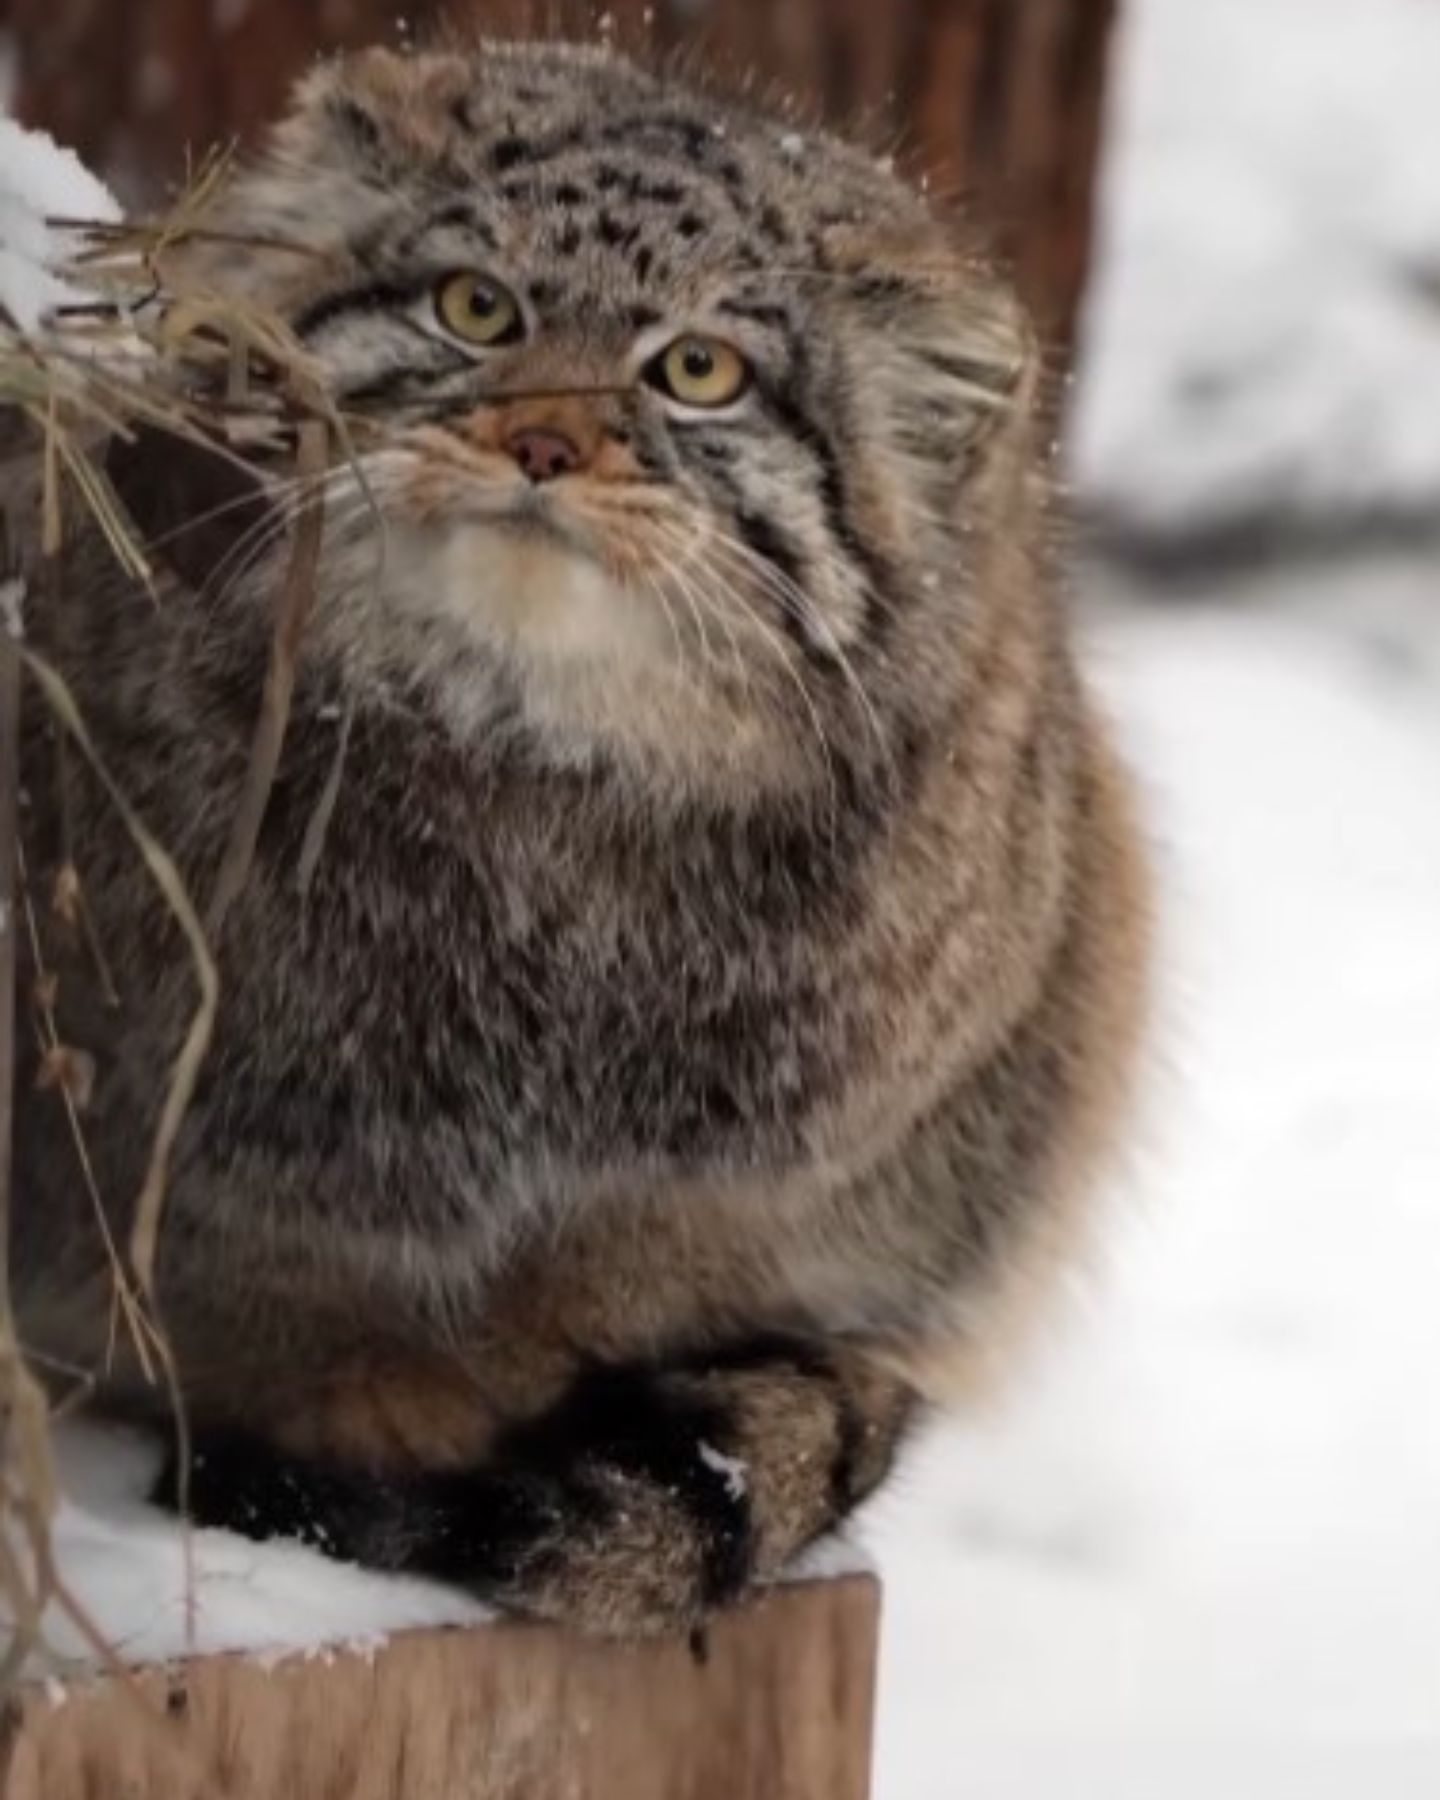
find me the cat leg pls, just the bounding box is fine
[157,1335,917,1636]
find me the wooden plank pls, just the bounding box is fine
[1,1574,880,1800]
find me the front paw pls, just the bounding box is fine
[152,1426,380,1559]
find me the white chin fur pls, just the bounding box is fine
[393,520,671,667]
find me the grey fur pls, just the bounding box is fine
[12,42,1151,1632]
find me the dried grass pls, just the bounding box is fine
[0,153,364,1760]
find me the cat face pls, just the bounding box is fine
[198,43,1032,794]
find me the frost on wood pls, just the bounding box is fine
[0,116,121,333]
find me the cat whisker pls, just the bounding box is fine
[639,515,760,704]
[644,520,841,841]
[135,462,357,561]
[632,565,690,678]
[700,527,896,791]
[198,473,359,617]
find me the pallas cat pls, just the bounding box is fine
[13,39,1150,1634]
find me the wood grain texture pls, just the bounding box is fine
[1,1575,880,1800]
[10,0,1118,350]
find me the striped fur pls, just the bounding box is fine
[14,42,1152,1635]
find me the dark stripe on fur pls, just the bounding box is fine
[295,279,426,339]
[763,352,895,629]
[689,457,836,667]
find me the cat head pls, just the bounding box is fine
[185,42,1038,804]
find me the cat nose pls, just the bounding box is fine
[505,427,585,484]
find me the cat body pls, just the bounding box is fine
[12,41,1150,1633]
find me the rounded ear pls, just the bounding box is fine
[280,47,475,173]
[820,218,1039,471]
[163,48,478,299]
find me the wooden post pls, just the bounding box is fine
[10,0,1119,351]
[0,1574,880,1800]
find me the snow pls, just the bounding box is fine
[29,1424,486,1669]
[697,1440,749,1500]
[869,551,1440,1799]
[1073,0,1440,545]
[0,115,121,334]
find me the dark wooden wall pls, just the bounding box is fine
[10,0,1118,349]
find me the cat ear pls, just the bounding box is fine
[159,49,474,297]
[822,222,1033,398]
[821,220,1039,465]
[281,47,474,175]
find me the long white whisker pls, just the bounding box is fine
[641,516,753,701]
[136,460,364,560]
[701,527,896,787]
[198,474,357,617]
[198,466,364,606]
[640,519,841,841]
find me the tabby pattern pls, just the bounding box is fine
[13,39,1151,1635]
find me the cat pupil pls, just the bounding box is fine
[683,346,714,378]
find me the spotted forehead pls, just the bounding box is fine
[428,53,921,271]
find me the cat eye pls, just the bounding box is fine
[645,336,752,410]
[433,271,525,348]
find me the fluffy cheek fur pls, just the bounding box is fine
[292,442,817,790]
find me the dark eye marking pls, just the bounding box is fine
[294,278,424,338]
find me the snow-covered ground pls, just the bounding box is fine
[870,553,1440,1800]
[1073,0,1440,546]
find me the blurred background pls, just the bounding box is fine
[5,2,1438,1796]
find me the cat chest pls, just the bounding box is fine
[201,871,850,1185]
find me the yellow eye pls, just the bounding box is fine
[434,271,524,347]
[649,336,751,409]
